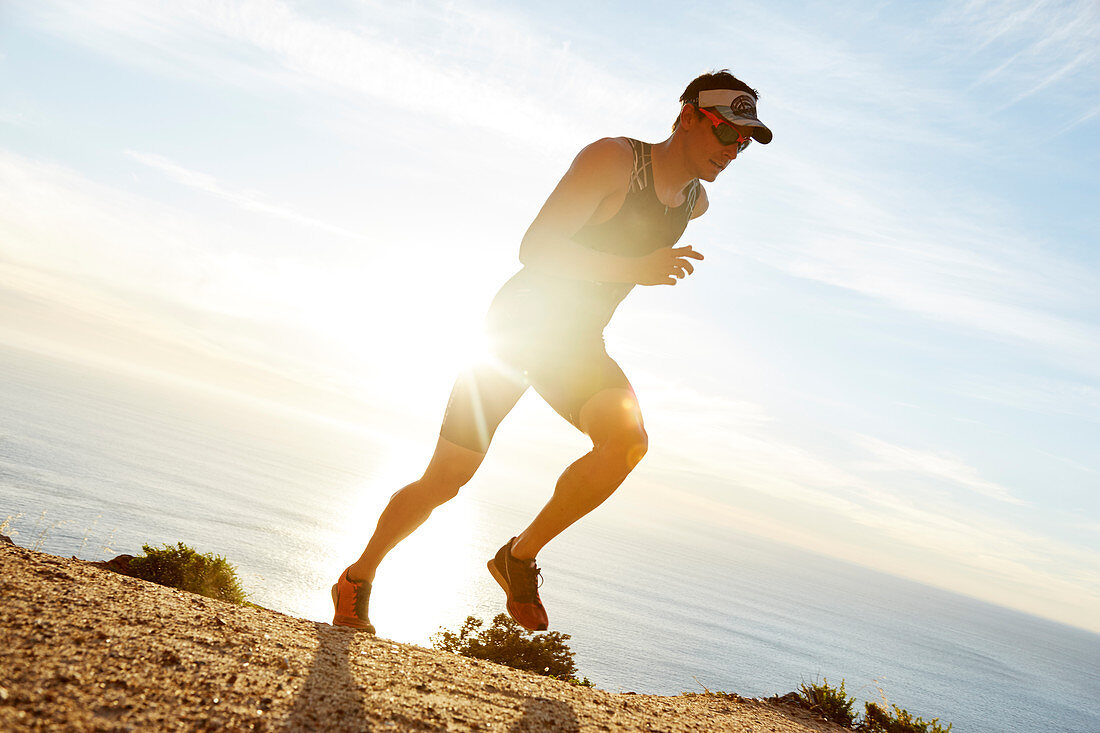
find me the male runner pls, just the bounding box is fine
[333,70,771,633]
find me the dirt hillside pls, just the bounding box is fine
[0,538,850,732]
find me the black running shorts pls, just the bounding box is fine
[438,328,632,454]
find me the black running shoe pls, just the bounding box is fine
[487,537,548,631]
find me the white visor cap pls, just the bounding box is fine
[696,89,772,144]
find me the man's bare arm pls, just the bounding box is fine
[690,184,709,220]
[520,138,703,285]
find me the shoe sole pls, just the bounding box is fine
[331,582,376,633]
[487,558,510,597]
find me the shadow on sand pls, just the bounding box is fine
[282,622,375,732]
[508,696,580,732]
[283,623,579,732]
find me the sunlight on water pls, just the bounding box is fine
[369,496,483,645]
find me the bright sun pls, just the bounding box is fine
[296,247,504,415]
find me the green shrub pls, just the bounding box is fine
[127,542,246,604]
[798,677,857,727]
[860,702,953,733]
[432,614,591,686]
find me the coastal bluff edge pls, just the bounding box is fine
[0,536,848,732]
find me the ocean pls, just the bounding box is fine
[2,345,1098,733]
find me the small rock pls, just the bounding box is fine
[93,554,135,576]
[769,692,802,706]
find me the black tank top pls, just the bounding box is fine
[487,139,700,337]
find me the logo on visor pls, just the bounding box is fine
[731,95,757,117]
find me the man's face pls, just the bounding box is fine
[684,104,749,182]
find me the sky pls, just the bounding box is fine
[1,0,1098,632]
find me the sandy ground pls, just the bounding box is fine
[0,538,851,732]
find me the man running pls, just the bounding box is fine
[333,70,772,633]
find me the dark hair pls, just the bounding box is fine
[674,69,760,130]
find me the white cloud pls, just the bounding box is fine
[22,0,658,152]
[852,434,1026,505]
[727,182,1095,368]
[125,150,367,240]
[940,0,1100,110]
[724,132,1100,377]
[0,148,299,319]
[958,375,1100,424]
[0,111,29,127]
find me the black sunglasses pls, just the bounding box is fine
[697,106,752,153]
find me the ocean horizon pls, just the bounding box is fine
[3,345,1099,733]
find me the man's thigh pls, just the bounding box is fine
[526,340,637,434]
[439,359,528,454]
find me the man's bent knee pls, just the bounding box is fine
[623,428,648,469]
[595,426,648,472]
[626,430,648,469]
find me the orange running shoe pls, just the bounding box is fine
[487,538,549,631]
[331,568,376,633]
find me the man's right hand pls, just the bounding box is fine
[633,245,705,286]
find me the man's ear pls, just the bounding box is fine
[679,103,698,129]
